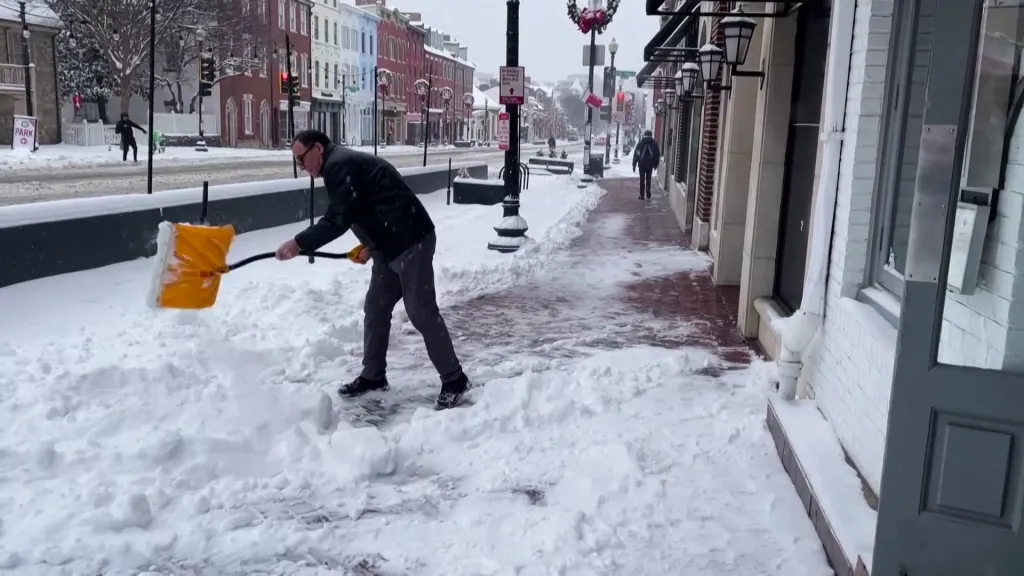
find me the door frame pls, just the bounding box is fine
[773,0,830,313]
[873,0,1024,573]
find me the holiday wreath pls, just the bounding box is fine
[566,0,621,35]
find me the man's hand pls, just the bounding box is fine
[347,244,370,264]
[633,165,637,173]
[276,238,301,260]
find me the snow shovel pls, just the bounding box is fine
[146,180,363,310]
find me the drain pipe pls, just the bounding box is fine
[777,0,855,400]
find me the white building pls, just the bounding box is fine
[337,0,365,146]
[470,85,499,144]
[311,0,343,141]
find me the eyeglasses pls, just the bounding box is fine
[296,145,316,168]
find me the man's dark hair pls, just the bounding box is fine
[643,130,652,137]
[294,129,331,148]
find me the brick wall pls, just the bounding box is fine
[695,3,725,222]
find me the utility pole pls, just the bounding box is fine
[422,67,432,167]
[17,1,36,151]
[341,73,347,144]
[145,0,156,193]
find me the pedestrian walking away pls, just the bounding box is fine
[632,129,661,200]
[276,129,472,410]
[114,113,147,163]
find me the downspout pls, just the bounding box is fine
[776,0,855,400]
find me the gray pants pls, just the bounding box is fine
[360,234,463,383]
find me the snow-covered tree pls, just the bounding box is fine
[154,5,269,114]
[557,89,588,132]
[46,0,241,112]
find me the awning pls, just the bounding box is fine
[637,0,700,88]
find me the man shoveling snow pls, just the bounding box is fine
[276,129,472,410]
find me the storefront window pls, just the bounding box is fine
[935,1,1024,371]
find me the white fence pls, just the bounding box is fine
[61,113,218,146]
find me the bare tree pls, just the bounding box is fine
[153,1,270,113]
[47,0,250,112]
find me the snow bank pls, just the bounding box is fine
[0,346,830,574]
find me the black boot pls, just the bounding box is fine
[338,375,390,397]
[435,372,470,410]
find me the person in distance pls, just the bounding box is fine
[632,129,661,200]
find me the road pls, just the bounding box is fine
[0,144,569,206]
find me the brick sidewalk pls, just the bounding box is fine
[444,176,755,370]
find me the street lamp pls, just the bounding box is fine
[721,8,756,66]
[698,43,724,87]
[678,62,699,94]
[463,92,474,142]
[440,86,453,145]
[415,78,428,145]
[606,36,618,164]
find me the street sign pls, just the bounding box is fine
[499,66,525,105]
[11,115,36,150]
[582,45,606,67]
[497,112,510,150]
[616,70,637,79]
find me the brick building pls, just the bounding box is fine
[355,0,420,145]
[218,0,313,147]
[0,1,61,146]
[416,25,474,145]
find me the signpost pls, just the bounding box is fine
[616,70,637,79]
[11,115,36,150]
[497,112,511,150]
[499,66,525,105]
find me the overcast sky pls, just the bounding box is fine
[388,0,658,83]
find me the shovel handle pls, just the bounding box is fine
[226,251,351,272]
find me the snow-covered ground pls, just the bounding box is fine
[0,173,831,574]
[0,144,422,172]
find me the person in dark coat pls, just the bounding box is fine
[114,113,146,163]
[276,129,471,410]
[632,129,661,200]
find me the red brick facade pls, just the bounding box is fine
[695,6,725,222]
[422,50,474,143]
[218,0,312,148]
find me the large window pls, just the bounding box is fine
[869,0,932,299]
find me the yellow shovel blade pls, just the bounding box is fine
[147,222,236,310]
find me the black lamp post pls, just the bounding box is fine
[440,86,453,145]
[415,77,428,163]
[697,7,762,91]
[145,0,156,194]
[463,92,474,143]
[488,0,528,253]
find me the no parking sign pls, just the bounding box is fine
[12,115,36,150]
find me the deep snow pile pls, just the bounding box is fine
[0,173,831,574]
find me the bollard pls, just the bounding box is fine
[307,175,315,264]
[200,181,209,224]
[447,158,452,205]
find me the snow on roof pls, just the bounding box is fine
[424,44,475,69]
[472,86,500,111]
[0,0,60,28]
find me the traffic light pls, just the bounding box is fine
[280,72,299,96]
[198,54,216,97]
[280,72,289,93]
[615,91,625,112]
[288,73,299,96]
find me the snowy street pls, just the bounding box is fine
[0,143,578,206]
[0,176,831,574]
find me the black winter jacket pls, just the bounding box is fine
[294,144,435,262]
[632,135,661,171]
[114,119,145,142]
